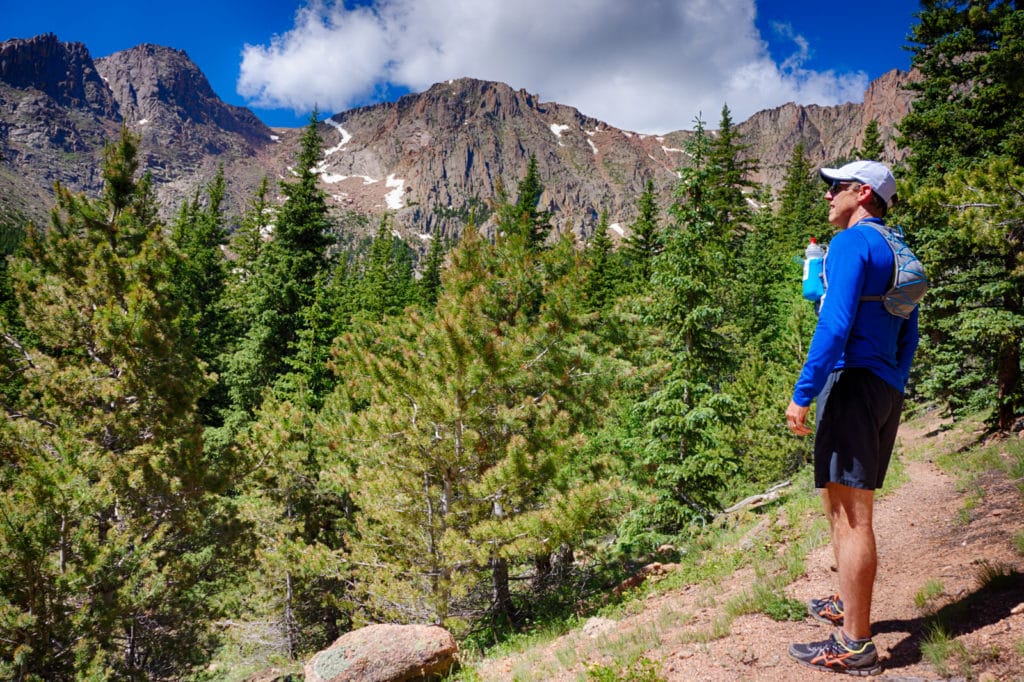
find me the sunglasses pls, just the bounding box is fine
[828,180,859,195]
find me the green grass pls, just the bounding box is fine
[1013,531,1024,557]
[655,604,692,631]
[678,614,731,644]
[925,413,1024,534]
[920,623,969,677]
[597,469,819,653]
[913,579,945,610]
[973,560,1019,591]
[751,587,806,622]
[457,615,583,671]
[584,655,666,682]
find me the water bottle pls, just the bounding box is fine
[802,238,826,302]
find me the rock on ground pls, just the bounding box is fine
[304,623,458,682]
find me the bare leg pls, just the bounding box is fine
[824,482,876,640]
[821,487,839,570]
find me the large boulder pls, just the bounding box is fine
[304,624,458,682]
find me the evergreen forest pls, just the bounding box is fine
[1,2,1022,678]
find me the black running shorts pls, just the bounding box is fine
[814,368,904,490]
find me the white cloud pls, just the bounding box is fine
[238,0,870,134]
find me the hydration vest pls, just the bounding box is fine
[821,221,928,319]
[858,222,929,319]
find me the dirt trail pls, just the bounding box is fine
[475,421,1024,681]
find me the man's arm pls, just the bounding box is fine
[791,229,870,406]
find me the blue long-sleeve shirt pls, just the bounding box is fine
[792,218,920,407]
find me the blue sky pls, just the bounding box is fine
[2,0,921,133]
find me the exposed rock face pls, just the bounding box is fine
[0,35,279,226]
[0,33,118,117]
[304,624,458,682]
[93,44,278,220]
[95,44,271,151]
[0,33,919,247]
[0,34,118,223]
[314,78,689,242]
[736,68,919,190]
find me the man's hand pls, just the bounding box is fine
[786,400,812,436]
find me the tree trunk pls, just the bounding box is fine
[532,552,552,589]
[285,570,296,660]
[552,543,575,578]
[996,341,1020,432]
[491,556,513,626]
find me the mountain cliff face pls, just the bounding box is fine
[0,33,117,118]
[0,34,918,246]
[314,78,691,241]
[0,36,278,226]
[739,68,921,189]
[0,34,119,221]
[95,44,271,151]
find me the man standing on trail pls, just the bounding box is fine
[785,160,919,676]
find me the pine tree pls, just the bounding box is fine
[727,147,823,487]
[899,1,1024,178]
[624,117,740,544]
[898,1,1024,430]
[854,119,885,161]
[776,143,830,252]
[622,179,663,288]
[229,175,273,282]
[232,393,351,659]
[333,210,619,631]
[708,104,757,240]
[0,213,29,406]
[352,218,417,321]
[0,130,224,678]
[417,234,446,308]
[910,158,1024,430]
[170,165,234,424]
[498,155,552,249]
[707,104,760,321]
[224,113,333,418]
[736,143,826,349]
[581,211,621,311]
[280,267,350,409]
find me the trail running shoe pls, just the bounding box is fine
[789,631,882,676]
[809,593,845,626]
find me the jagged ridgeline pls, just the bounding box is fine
[0,33,914,247]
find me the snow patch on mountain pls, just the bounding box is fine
[385,174,406,209]
[321,173,377,185]
[324,118,352,155]
[548,122,573,142]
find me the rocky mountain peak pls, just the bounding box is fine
[736,68,918,189]
[0,33,118,118]
[322,76,684,242]
[95,44,271,149]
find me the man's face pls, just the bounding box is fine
[826,181,862,227]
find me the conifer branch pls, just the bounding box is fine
[521,343,552,370]
[942,201,1000,210]
[2,332,35,369]
[4,409,58,429]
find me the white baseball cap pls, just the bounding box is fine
[819,160,897,207]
